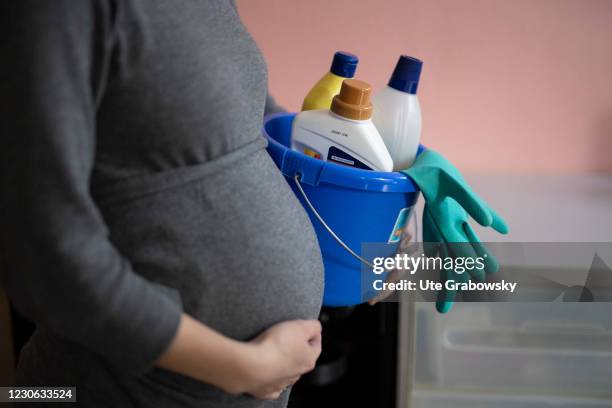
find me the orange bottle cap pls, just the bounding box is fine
[330,79,374,120]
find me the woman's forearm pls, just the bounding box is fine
[156,313,255,394]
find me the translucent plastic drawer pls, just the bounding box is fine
[412,389,612,408]
[414,302,612,397]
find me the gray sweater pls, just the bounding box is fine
[0,1,323,406]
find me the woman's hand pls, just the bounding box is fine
[157,314,321,400]
[243,319,322,399]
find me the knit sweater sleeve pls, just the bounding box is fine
[0,0,182,375]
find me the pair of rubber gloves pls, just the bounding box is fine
[401,149,509,313]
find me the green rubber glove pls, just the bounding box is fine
[402,149,509,313]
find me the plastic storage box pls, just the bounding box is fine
[412,302,612,406]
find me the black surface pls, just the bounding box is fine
[9,304,34,365]
[288,303,398,408]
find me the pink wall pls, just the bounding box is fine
[236,0,612,173]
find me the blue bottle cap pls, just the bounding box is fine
[330,51,359,78]
[388,55,423,94]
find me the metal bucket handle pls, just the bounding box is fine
[294,173,418,269]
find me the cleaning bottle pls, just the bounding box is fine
[301,51,359,111]
[372,55,423,170]
[292,79,393,172]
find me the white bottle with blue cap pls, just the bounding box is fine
[372,55,423,170]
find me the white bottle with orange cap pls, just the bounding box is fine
[291,79,393,172]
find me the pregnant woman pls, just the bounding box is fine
[0,1,323,406]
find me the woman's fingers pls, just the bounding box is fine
[253,388,284,400]
[285,376,300,386]
[264,391,283,400]
[300,319,322,342]
[368,267,405,305]
[304,323,322,364]
[250,376,299,400]
[293,319,322,364]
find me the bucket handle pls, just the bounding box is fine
[294,174,374,269]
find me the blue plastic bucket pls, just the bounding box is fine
[263,112,421,306]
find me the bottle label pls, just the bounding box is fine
[327,146,372,170]
[388,207,413,244]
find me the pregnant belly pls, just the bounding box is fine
[94,140,324,340]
